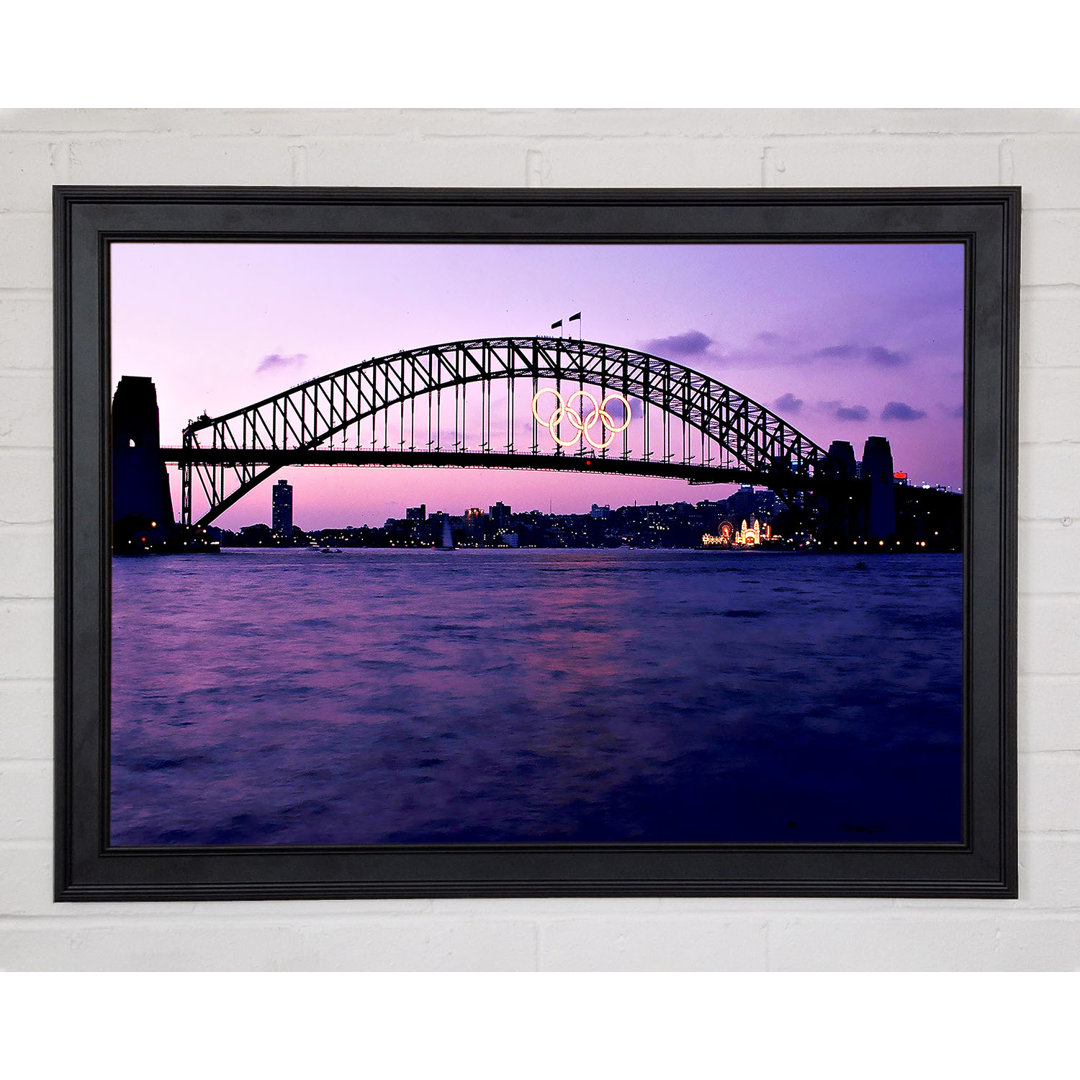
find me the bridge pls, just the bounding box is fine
[162,335,829,527]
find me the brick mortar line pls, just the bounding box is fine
[10,127,1077,141]
[63,133,422,146]
[0,125,1038,136]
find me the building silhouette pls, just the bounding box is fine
[272,479,293,538]
[112,376,174,535]
[861,436,897,539]
[819,439,859,542]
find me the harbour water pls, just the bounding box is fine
[111,549,963,846]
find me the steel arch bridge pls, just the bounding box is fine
[171,336,828,527]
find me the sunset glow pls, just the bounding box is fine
[110,242,964,530]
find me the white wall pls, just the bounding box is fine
[1,109,1077,971]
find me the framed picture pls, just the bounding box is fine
[55,186,1018,899]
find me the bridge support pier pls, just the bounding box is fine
[112,376,176,549]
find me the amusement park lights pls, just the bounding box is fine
[700,518,778,548]
[531,388,631,451]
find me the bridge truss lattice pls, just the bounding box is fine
[177,336,827,526]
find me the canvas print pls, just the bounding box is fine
[109,241,964,847]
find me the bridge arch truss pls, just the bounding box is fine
[178,336,827,526]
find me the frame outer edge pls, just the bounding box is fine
[1001,189,1020,898]
[53,187,73,900]
[52,186,1020,901]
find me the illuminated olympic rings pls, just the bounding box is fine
[531,388,632,450]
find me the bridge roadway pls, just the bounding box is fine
[160,446,817,490]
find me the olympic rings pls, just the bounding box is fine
[531,388,631,451]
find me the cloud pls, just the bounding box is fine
[813,344,861,360]
[756,331,781,345]
[881,401,927,422]
[822,400,870,422]
[940,403,964,420]
[256,352,307,374]
[643,330,713,358]
[812,343,910,367]
[773,392,804,415]
[865,345,910,367]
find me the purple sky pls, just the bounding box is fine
[111,242,965,530]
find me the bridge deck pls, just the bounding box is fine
[160,447,812,489]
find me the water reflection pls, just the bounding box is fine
[111,549,963,845]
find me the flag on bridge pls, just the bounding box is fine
[569,312,581,322]
[551,319,562,330]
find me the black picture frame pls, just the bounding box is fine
[54,186,1019,900]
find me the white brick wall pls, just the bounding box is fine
[2,108,1078,971]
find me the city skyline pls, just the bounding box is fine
[223,472,961,557]
[111,241,965,530]
[251,480,957,538]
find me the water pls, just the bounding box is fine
[111,549,963,846]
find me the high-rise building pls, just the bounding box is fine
[819,440,859,541]
[861,436,896,539]
[825,440,858,481]
[406,505,427,522]
[464,507,486,545]
[489,502,511,529]
[272,479,293,538]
